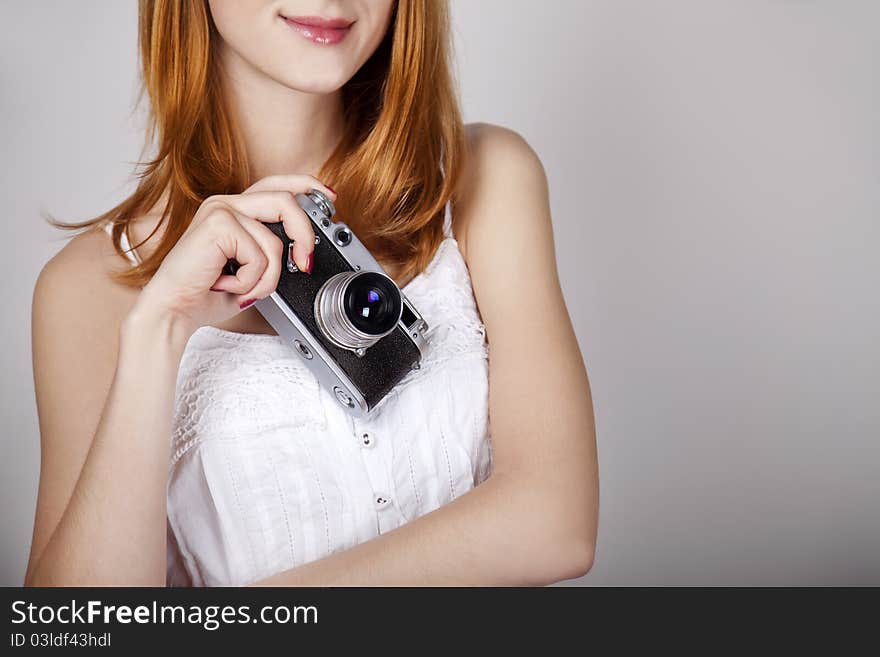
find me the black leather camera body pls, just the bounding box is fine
[252,190,430,415]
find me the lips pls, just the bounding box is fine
[281,15,354,45]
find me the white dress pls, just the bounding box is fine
[103,200,493,586]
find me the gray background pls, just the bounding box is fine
[1,1,877,586]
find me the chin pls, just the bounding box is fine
[280,76,349,95]
[273,60,357,95]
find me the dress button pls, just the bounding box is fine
[374,494,391,510]
[361,431,375,448]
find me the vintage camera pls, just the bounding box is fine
[250,190,430,415]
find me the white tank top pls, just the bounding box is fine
[103,201,493,586]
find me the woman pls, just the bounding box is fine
[26,0,598,586]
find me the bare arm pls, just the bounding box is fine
[26,232,193,586]
[253,124,599,586]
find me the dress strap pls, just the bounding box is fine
[103,221,141,266]
[438,145,454,240]
[441,199,454,239]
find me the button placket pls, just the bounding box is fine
[352,417,398,531]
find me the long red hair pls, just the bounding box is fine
[52,0,465,288]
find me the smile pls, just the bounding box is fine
[280,15,355,45]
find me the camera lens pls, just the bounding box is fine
[345,272,402,336]
[313,270,403,351]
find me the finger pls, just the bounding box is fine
[188,195,234,233]
[243,173,337,203]
[231,216,285,304]
[203,208,268,296]
[219,191,315,272]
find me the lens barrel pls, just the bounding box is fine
[314,270,403,351]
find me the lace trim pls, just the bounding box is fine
[170,341,327,466]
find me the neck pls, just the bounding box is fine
[217,45,346,181]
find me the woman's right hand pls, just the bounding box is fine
[128,174,337,336]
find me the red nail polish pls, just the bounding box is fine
[304,252,314,275]
[326,185,336,195]
[239,298,256,309]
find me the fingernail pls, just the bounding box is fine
[210,286,223,292]
[326,185,336,195]
[239,298,256,309]
[304,252,314,275]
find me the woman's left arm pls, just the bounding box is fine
[252,124,599,586]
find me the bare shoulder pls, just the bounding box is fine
[33,225,141,346]
[453,122,564,341]
[462,122,545,171]
[455,122,550,262]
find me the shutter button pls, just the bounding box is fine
[361,432,375,449]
